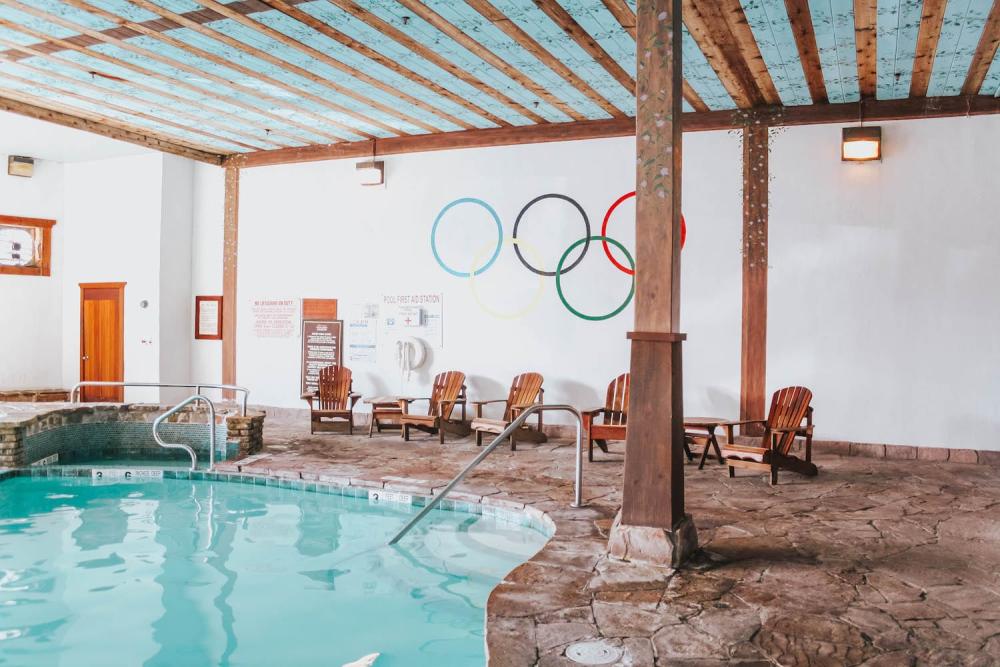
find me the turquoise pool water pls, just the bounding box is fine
[0,475,547,666]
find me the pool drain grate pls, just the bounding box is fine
[565,640,623,665]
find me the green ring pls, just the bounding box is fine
[556,235,635,321]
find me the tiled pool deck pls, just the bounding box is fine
[218,415,1000,666]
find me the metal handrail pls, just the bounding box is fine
[70,381,249,416]
[388,404,584,546]
[153,394,216,472]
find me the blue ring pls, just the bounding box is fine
[431,198,503,278]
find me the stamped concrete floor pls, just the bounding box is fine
[222,415,1000,666]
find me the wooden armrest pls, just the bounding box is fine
[721,419,766,427]
[771,426,806,434]
[582,407,609,417]
[470,399,508,406]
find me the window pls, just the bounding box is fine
[0,215,55,277]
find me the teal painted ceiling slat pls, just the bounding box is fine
[681,25,737,110]
[740,0,813,106]
[353,0,569,122]
[492,0,632,114]
[928,0,995,96]
[298,1,530,126]
[421,0,595,120]
[876,0,922,99]
[980,45,1000,95]
[807,0,861,103]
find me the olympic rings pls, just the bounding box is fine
[601,191,686,276]
[556,236,635,321]
[469,238,545,320]
[431,198,503,278]
[512,193,591,277]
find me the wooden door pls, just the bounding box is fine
[79,282,125,402]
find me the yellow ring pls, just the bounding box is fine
[469,238,545,320]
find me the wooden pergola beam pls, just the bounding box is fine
[466,0,627,119]
[324,0,546,124]
[784,0,829,103]
[717,0,782,105]
[909,0,947,97]
[682,0,770,107]
[256,0,510,128]
[962,0,1000,96]
[854,0,878,98]
[393,0,587,121]
[602,0,636,38]
[740,122,769,434]
[0,92,223,164]
[532,0,635,92]
[226,95,1000,167]
[222,166,239,393]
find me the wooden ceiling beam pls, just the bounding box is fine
[601,0,636,38]
[784,0,828,103]
[715,0,781,105]
[121,0,404,138]
[682,0,769,107]
[466,0,626,119]
[61,0,385,140]
[532,0,635,94]
[393,0,587,121]
[190,0,466,132]
[3,0,331,144]
[0,53,264,151]
[0,15,306,146]
[324,0,546,124]
[962,0,1000,95]
[228,95,1000,168]
[909,0,947,97]
[0,32,282,150]
[257,0,509,127]
[0,70,234,153]
[854,0,877,98]
[683,80,710,112]
[0,91,223,164]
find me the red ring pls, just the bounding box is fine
[601,191,686,276]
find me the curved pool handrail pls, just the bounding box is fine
[388,403,584,546]
[153,394,216,472]
[70,381,250,416]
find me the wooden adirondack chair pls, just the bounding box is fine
[398,371,470,444]
[722,386,817,485]
[582,373,629,462]
[304,365,360,434]
[470,372,546,451]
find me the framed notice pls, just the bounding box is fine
[301,319,343,395]
[195,296,223,340]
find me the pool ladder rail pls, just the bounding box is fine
[388,404,585,546]
[70,381,248,472]
[153,394,217,472]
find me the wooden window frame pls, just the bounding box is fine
[0,215,56,277]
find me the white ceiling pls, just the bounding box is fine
[0,111,150,163]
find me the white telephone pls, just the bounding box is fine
[394,337,427,381]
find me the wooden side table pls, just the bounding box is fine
[364,396,413,437]
[684,417,728,470]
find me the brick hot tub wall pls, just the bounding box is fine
[0,403,265,467]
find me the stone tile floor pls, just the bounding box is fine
[224,415,1000,666]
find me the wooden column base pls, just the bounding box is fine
[620,332,690,535]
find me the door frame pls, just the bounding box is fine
[79,282,126,402]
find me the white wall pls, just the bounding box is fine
[769,116,1000,448]
[61,153,165,403]
[218,132,743,422]
[0,156,64,390]
[189,115,1000,449]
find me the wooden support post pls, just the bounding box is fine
[609,0,697,568]
[222,165,239,397]
[740,123,769,435]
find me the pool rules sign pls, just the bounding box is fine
[301,320,343,395]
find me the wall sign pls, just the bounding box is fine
[301,319,343,394]
[346,302,378,365]
[251,298,300,338]
[381,293,443,348]
[195,295,223,340]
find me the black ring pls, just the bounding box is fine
[512,194,591,277]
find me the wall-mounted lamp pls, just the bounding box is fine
[7,155,34,178]
[841,126,882,162]
[356,160,384,186]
